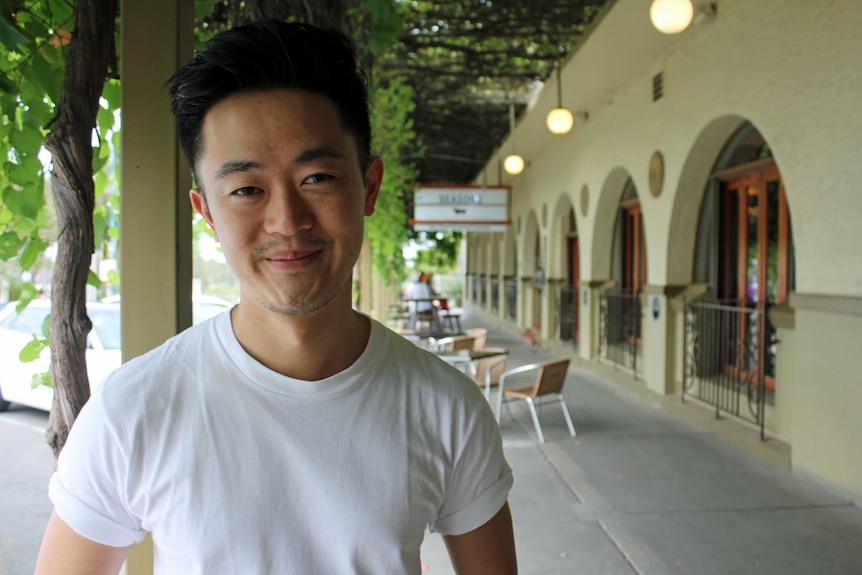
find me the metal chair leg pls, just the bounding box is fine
[525,397,545,443]
[559,396,576,437]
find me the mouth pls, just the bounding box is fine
[263,249,322,269]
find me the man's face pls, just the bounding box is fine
[190,89,382,317]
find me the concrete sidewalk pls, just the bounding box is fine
[420,311,862,574]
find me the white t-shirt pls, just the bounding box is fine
[49,313,512,574]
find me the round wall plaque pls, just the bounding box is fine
[580,185,589,216]
[649,150,664,198]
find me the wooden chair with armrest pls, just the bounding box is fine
[495,358,576,443]
[466,328,488,350]
[430,335,476,352]
[472,348,508,401]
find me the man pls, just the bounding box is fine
[35,20,516,574]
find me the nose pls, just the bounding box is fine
[264,186,313,236]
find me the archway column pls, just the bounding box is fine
[578,279,611,360]
[645,284,709,396]
[518,276,532,328]
[120,0,194,572]
[543,278,564,340]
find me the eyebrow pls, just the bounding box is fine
[214,160,264,182]
[293,145,349,165]
[213,146,349,182]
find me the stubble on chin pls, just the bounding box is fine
[251,272,351,318]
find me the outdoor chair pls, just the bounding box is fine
[430,335,476,352]
[495,358,576,443]
[437,298,462,332]
[472,348,508,401]
[466,327,488,350]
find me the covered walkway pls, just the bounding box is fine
[420,309,862,574]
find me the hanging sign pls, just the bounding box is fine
[410,185,511,232]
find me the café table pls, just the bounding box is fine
[433,347,508,377]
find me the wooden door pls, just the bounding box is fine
[717,160,790,391]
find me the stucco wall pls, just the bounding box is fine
[790,309,862,497]
[502,0,862,297]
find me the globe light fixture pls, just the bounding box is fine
[650,0,694,34]
[503,102,525,175]
[503,154,525,175]
[546,64,574,135]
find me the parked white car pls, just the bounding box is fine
[0,300,121,412]
[0,296,232,412]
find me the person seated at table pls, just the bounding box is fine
[408,272,434,313]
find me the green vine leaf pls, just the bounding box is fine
[19,235,49,270]
[31,370,51,389]
[0,4,32,49]
[87,268,102,289]
[15,282,38,310]
[19,334,48,363]
[0,231,24,259]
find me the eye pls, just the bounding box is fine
[303,173,335,185]
[231,186,262,196]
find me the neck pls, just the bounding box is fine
[230,296,370,381]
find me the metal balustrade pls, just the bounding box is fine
[556,285,578,343]
[683,299,770,439]
[504,277,517,322]
[598,290,642,378]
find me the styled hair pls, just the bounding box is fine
[166,20,371,184]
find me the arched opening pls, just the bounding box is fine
[692,123,794,397]
[478,235,488,308]
[562,208,579,343]
[490,234,501,314]
[601,177,646,374]
[503,227,517,322]
[549,193,579,344]
[613,180,648,294]
[521,210,541,330]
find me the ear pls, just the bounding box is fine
[363,156,384,217]
[189,188,218,241]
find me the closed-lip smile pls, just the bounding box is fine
[264,249,322,268]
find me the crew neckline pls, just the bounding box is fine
[213,311,383,399]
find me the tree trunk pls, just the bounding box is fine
[43,0,117,462]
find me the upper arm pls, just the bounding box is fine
[35,510,130,575]
[442,501,517,575]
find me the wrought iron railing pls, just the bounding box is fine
[683,299,769,438]
[504,277,517,322]
[490,277,500,314]
[598,290,642,377]
[556,285,578,343]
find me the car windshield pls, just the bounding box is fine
[0,304,121,350]
[90,307,121,350]
[0,306,49,335]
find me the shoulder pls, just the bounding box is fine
[95,318,220,413]
[370,320,489,407]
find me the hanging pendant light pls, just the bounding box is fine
[650,0,694,34]
[546,64,574,135]
[503,102,524,175]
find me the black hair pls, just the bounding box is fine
[166,20,371,185]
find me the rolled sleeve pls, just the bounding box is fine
[49,473,146,547]
[429,464,513,535]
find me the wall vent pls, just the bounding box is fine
[653,72,664,101]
